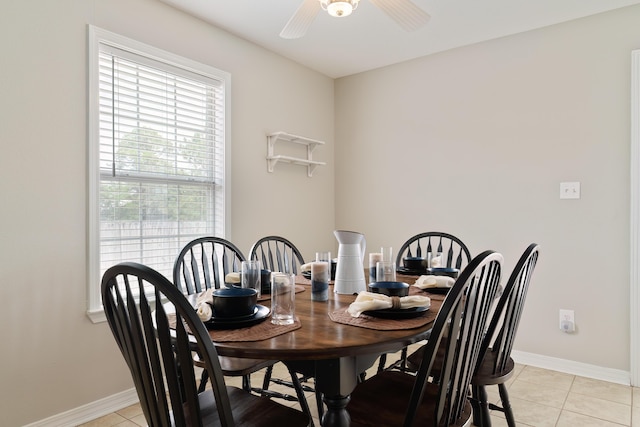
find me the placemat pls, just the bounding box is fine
[168,313,301,342]
[257,284,306,302]
[295,274,311,285]
[207,317,301,342]
[408,285,447,301]
[328,299,442,331]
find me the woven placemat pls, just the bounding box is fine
[207,317,301,342]
[295,275,311,285]
[328,299,441,331]
[257,284,306,302]
[408,285,447,301]
[168,313,301,342]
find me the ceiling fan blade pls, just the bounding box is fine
[369,0,430,32]
[280,0,322,39]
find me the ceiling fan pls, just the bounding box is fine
[280,0,430,39]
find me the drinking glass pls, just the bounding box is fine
[315,251,331,263]
[376,260,397,282]
[369,252,382,283]
[271,273,295,325]
[241,260,262,298]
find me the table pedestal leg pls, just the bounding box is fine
[322,395,350,427]
[315,355,379,427]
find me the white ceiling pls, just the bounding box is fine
[158,0,640,78]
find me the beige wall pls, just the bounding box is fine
[335,5,640,372]
[3,0,640,424]
[0,0,334,425]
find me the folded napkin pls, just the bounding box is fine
[196,302,212,321]
[300,262,312,272]
[347,291,430,318]
[195,288,214,321]
[413,275,455,290]
[195,288,214,304]
[225,272,241,284]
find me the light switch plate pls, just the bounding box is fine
[560,182,580,199]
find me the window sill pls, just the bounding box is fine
[87,308,107,323]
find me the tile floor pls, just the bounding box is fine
[79,344,639,427]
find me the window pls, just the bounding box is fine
[87,26,230,321]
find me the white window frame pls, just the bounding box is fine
[87,26,231,322]
[631,49,640,385]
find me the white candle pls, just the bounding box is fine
[311,261,329,301]
[311,261,328,275]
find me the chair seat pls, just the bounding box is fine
[194,353,275,376]
[347,371,472,427]
[471,352,515,386]
[219,357,275,377]
[190,386,309,427]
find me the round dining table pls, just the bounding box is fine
[209,275,438,427]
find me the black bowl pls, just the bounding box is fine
[368,281,410,297]
[212,287,257,318]
[427,267,459,278]
[403,257,427,270]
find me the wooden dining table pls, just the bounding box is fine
[207,273,440,427]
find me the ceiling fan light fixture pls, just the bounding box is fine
[321,0,359,18]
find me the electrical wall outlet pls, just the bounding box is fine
[560,182,581,199]
[559,309,575,333]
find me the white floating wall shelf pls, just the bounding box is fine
[266,131,326,177]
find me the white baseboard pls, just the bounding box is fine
[24,351,632,426]
[512,350,631,386]
[23,388,139,427]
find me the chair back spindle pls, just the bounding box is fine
[173,237,246,294]
[396,231,471,270]
[249,236,305,275]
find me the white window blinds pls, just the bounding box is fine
[88,27,229,319]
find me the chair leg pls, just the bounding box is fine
[497,383,515,427]
[261,365,274,397]
[399,347,408,371]
[286,366,316,426]
[470,385,490,426]
[198,369,209,393]
[384,347,411,372]
[242,374,251,392]
[377,354,387,373]
[315,388,324,422]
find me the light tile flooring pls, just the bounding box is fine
[79,344,639,427]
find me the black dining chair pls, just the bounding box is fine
[249,235,306,275]
[173,236,246,294]
[346,250,503,427]
[396,231,472,270]
[379,231,472,372]
[249,235,324,422]
[101,262,310,427]
[173,237,268,393]
[173,236,311,419]
[469,243,540,427]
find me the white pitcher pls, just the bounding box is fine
[333,230,366,295]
